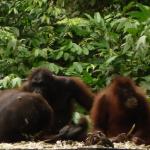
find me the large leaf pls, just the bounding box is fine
[73,62,83,73]
[128,3,150,22]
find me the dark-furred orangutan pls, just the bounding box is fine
[0,90,53,142]
[20,68,94,141]
[91,76,150,145]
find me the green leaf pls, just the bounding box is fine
[82,47,89,55]
[94,12,101,23]
[73,112,83,124]
[41,14,47,23]
[12,77,22,87]
[106,56,118,65]
[34,61,62,74]
[112,18,127,31]
[128,3,150,22]
[48,63,60,74]
[7,38,17,50]
[71,43,82,55]
[13,8,18,14]
[140,76,150,92]
[33,48,48,58]
[123,20,139,34]
[136,35,147,50]
[56,51,64,60]
[64,52,69,61]
[73,62,83,73]
[2,76,10,88]
[33,48,41,57]
[82,72,93,84]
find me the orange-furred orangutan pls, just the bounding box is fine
[91,76,150,145]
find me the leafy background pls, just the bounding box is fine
[0,0,150,96]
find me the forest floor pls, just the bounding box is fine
[0,140,149,149]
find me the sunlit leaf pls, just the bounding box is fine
[56,51,63,60]
[106,56,118,64]
[94,12,101,23]
[12,77,22,87]
[73,62,83,73]
[7,38,17,50]
[82,47,89,55]
[136,35,147,50]
[2,76,10,88]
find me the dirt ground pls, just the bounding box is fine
[0,141,150,149]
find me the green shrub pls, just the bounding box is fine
[0,1,149,95]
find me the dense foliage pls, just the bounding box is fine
[0,0,150,94]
